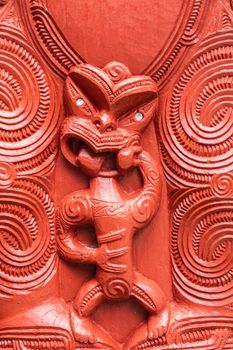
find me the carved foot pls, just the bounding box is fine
[70,306,121,349]
[124,304,171,350]
[70,307,97,343]
[147,304,170,340]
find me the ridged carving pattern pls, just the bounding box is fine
[19,0,84,78]
[0,4,59,302]
[19,0,208,85]
[0,328,74,350]
[0,25,59,176]
[144,0,210,87]
[171,188,233,306]
[0,177,56,296]
[160,31,233,188]
[1,0,233,349]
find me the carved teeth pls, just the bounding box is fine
[69,123,126,149]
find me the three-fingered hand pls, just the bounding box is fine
[117,146,142,173]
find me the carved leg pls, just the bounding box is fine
[70,278,121,349]
[74,278,104,317]
[70,278,104,343]
[131,272,170,340]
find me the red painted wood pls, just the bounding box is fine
[0,0,233,349]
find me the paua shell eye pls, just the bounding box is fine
[76,98,85,106]
[134,111,144,121]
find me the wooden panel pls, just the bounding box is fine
[0,0,232,349]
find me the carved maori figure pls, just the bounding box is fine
[1,1,233,348]
[56,62,169,348]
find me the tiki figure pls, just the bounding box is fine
[56,62,169,348]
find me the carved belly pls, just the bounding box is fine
[101,277,132,300]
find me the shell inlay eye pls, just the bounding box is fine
[76,98,84,106]
[135,112,144,121]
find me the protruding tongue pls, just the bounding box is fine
[76,143,104,177]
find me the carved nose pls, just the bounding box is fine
[92,113,116,133]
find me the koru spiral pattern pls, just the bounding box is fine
[0,177,56,296]
[103,278,131,300]
[211,172,233,198]
[0,26,59,176]
[160,31,233,188]
[0,162,16,189]
[171,188,233,306]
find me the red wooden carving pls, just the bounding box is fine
[0,0,233,350]
[56,62,169,349]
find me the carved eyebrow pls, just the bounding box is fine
[68,66,157,116]
[110,76,157,116]
[68,66,112,110]
[118,100,155,122]
[111,90,157,117]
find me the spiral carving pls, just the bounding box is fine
[131,194,156,224]
[171,188,233,306]
[0,162,16,189]
[103,61,131,82]
[61,194,91,226]
[103,278,131,299]
[160,32,233,188]
[211,173,233,198]
[0,26,59,176]
[0,177,56,296]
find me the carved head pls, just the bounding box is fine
[61,62,157,176]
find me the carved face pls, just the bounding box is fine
[61,62,157,176]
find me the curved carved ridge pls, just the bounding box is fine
[18,0,209,88]
[144,0,210,87]
[13,139,58,176]
[18,0,84,78]
[0,25,60,176]
[171,188,233,306]
[132,327,232,350]
[0,177,56,296]
[132,285,157,311]
[0,327,74,350]
[79,285,103,316]
[160,31,233,188]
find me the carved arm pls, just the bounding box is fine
[56,191,98,264]
[131,150,162,229]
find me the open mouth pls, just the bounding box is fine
[68,138,118,177]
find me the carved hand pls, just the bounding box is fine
[95,245,128,273]
[117,145,142,173]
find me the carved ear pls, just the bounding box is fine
[67,65,113,111]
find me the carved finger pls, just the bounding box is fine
[106,247,128,258]
[102,263,127,273]
[131,145,142,155]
